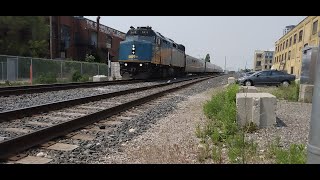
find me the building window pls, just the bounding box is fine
[288,51,291,60]
[106,35,112,48]
[291,67,294,74]
[257,61,261,66]
[60,25,71,50]
[270,60,272,63]
[299,30,303,42]
[293,34,297,44]
[265,65,267,69]
[90,32,97,46]
[269,65,272,69]
[282,43,285,50]
[74,32,80,45]
[276,46,278,52]
[289,37,292,47]
[281,54,284,61]
[284,52,287,60]
[312,20,318,35]
[286,39,288,48]
[304,43,308,47]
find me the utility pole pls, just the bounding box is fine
[245,60,247,71]
[307,32,320,163]
[49,16,53,59]
[96,16,100,49]
[224,56,227,73]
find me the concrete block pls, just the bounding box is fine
[228,77,235,84]
[239,86,257,93]
[110,62,122,80]
[299,84,314,103]
[236,93,276,128]
[93,75,108,82]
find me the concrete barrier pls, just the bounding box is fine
[236,93,276,128]
[228,77,235,85]
[299,84,314,103]
[110,62,122,80]
[239,86,257,93]
[93,75,108,82]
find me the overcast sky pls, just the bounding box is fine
[85,16,306,70]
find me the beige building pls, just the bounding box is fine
[253,50,274,71]
[273,16,320,78]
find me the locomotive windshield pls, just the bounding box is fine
[127,28,155,36]
[126,28,156,42]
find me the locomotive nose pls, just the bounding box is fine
[119,40,153,61]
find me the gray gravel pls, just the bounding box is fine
[246,100,312,152]
[0,82,160,112]
[0,77,220,140]
[12,75,228,164]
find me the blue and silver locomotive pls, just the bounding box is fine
[118,26,223,78]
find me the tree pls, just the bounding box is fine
[0,16,49,57]
[205,54,210,62]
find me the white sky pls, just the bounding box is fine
[85,16,306,70]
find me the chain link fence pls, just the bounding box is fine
[0,55,108,84]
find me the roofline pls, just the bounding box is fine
[83,17,126,35]
[275,16,309,43]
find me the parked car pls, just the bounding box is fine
[238,71,255,78]
[245,71,255,76]
[237,70,296,86]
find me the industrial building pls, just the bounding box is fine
[253,50,274,71]
[273,16,320,78]
[47,16,126,62]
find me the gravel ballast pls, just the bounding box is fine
[0,82,160,112]
[14,75,228,164]
[5,76,312,164]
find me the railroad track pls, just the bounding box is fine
[0,79,148,97]
[0,75,219,161]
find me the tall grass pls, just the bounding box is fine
[272,82,300,101]
[200,84,259,163]
[267,137,306,164]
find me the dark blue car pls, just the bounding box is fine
[237,70,296,87]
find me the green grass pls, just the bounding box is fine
[271,82,300,101]
[267,137,306,164]
[34,73,57,84]
[203,84,239,140]
[0,80,31,87]
[226,133,257,163]
[199,84,259,163]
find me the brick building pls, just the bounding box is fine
[48,16,126,62]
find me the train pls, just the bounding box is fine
[118,26,223,79]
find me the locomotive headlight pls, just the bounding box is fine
[139,64,143,67]
[124,63,128,66]
[132,44,136,54]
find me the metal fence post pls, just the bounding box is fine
[16,57,19,81]
[60,61,63,79]
[97,64,100,75]
[1,62,3,81]
[307,32,320,164]
[81,62,83,75]
[30,58,33,84]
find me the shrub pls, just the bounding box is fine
[35,73,57,84]
[72,71,82,82]
[272,81,300,101]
